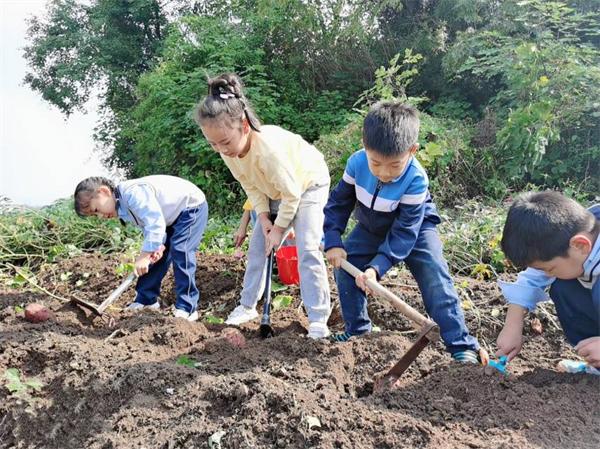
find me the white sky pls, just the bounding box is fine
[0,0,110,207]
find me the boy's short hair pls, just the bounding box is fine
[501,191,599,268]
[74,176,115,217]
[362,102,419,157]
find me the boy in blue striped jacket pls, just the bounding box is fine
[323,102,482,363]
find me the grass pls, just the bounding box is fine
[0,196,514,283]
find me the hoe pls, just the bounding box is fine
[339,259,440,390]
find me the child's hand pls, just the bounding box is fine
[258,213,273,238]
[325,247,347,268]
[356,268,377,294]
[265,226,284,255]
[496,325,523,361]
[575,337,600,368]
[233,225,248,247]
[150,245,166,263]
[134,252,153,276]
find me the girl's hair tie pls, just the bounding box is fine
[217,86,236,100]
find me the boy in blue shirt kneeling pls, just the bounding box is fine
[323,102,483,363]
[497,191,600,371]
[74,175,208,321]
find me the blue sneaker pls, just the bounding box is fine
[329,331,353,342]
[452,350,480,364]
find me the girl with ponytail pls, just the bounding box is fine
[195,73,331,339]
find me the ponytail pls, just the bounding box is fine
[195,73,261,131]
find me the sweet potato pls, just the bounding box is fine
[220,328,246,349]
[24,303,50,323]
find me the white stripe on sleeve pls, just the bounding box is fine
[399,191,427,205]
[342,172,355,185]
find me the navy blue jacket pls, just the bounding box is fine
[323,149,440,278]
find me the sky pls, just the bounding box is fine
[0,0,111,207]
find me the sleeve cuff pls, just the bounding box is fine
[142,241,163,253]
[367,254,393,279]
[142,233,166,253]
[274,216,293,229]
[323,231,344,252]
[497,280,549,312]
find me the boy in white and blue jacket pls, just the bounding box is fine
[323,102,482,363]
[497,191,600,369]
[74,175,208,321]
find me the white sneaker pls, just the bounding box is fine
[307,322,331,339]
[173,309,199,322]
[225,305,259,325]
[126,301,160,311]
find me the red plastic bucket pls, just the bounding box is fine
[275,245,300,285]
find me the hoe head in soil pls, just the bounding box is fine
[70,272,137,325]
[338,259,441,392]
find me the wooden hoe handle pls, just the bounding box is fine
[339,259,436,331]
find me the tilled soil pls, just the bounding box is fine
[1,253,599,449]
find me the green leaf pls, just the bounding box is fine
[24,378,43,391]
[4,368,43,395]
[272,295,293,310]
[115,263,135,276]
[176,355,198,368]
[14,305,24,313]
[4,368,21,384]
[271,280,288,293]
[4,368,25,394]
[204,315,224,324]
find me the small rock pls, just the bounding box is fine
[234,383,249,399]
[165,388,174,395]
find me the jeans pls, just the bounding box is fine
[335,222,479,354]
[135,203,208,313]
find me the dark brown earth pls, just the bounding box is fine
[1,253,599,449]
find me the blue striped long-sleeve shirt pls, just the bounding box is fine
[323,149,440,278]
[116,175,206,253]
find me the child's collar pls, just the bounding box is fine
[579,207,600,287]
[113,188,127,227]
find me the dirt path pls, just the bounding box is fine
[1,253,598,448]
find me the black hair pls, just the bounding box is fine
[194,73,261,131]
[501,191,599,267]
[362,102,420,157]
[73,176,116,217]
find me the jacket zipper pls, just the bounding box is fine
[370,180,383,211]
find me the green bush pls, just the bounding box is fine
[444,0,600,196]
[438,201,508,279]
[316,50,477,206]
[0,199,141,273]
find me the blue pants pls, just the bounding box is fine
[335,222,479,354]
[549,279,600,346]
[135,203,208,313]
